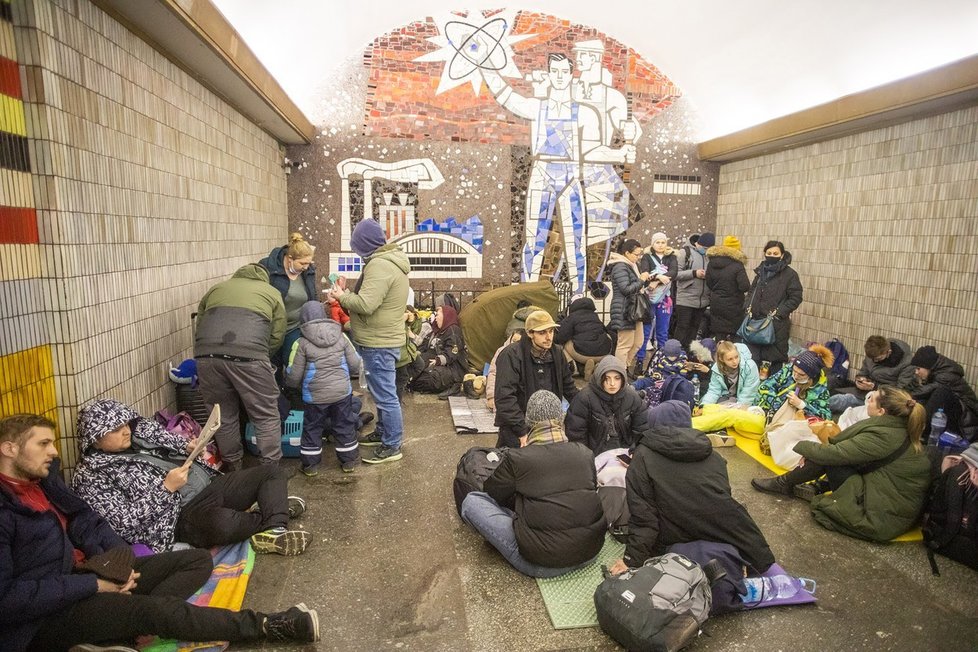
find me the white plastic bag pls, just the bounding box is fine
[766,420,820,469]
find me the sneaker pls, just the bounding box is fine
[706,432,736,447]
[358,430,383,447]
[287,496,306,519]
[362,445,403,464]
[264,603,320,643]
[359,411,375,428]
[300,465,319,477]
[751,475,793,496]
[250,528,311,556]
[341,458,360,473]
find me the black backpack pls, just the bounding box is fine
[921,459,978,575]
[452,447,506,516]
[594,552,723,652]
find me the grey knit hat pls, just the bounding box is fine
[525,390,563,425]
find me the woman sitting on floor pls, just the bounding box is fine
[752,385,931,543]
[409,305,469,397]
[566,356,648,455]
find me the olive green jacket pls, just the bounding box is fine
[339,244,411,350]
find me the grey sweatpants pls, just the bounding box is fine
[196,357,282,463]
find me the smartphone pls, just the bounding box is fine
[616,453,632,466]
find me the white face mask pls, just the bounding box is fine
[287,263,299,275]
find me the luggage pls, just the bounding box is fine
[453,446,507,516]
[594,552,718,652]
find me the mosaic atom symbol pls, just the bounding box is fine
[446,17,510,80]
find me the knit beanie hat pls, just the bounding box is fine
[793,350,824,379]
[647,400,692,429]
[662,339,683,357]
[651,232,668,244]
[723,235,741,250]
[350,219,387,258]
[911,345,939,370]
[699,337,717,358]
[300,300,327,324]
[526,390,563,425]
[697,232,716,247]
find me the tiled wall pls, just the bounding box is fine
[1,0,289,467]
[716,105,978,385]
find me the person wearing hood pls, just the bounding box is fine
[460,391,606,577]
[607,400,775,575]
[566,356,648,454]
[636,232,678,370]
[410,304,469,397]
[705,235,750,341]
[608,239,653,370]
[286,301,363,474]
[554,296,612,379]
[685,337,716,391]
[671,232,713,349]
[72,400,311,556]
[744,240,803,373]
[194,263,286,467]
[756,344,834,421]
[331,218,411,465]
[260,233,319,378]
[505,300,543,338]
[909,345,978,440]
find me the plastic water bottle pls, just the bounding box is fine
[692,375,701,401]
[928,408,947,447]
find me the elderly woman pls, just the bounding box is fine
[260,232,318,374]
[752,385,931,543]
[744,240,803,374]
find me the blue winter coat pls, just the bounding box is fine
[701,343,761,405]
[0,459,128,652]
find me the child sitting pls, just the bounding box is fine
[286,301,362,474]
[633,339,687,407]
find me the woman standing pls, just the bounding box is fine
[608,239,652,371]
[705,236,750,341]
[636,233,678,372]
[752,385,931,543]
[744,240,803,374]
[260,233,318,372]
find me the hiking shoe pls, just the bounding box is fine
[250,528,311,556]
[706,432,736,447]
[287,495,306,519]
[793,479,830,502]
[341,458,360,473]
[362,445,403,464]
[264,603,320,643]
[751,475,793,496]
[300,465,319,477]
[358,430,383,447]
[359,411,375,428]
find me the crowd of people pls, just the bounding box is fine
[3,222,976,650]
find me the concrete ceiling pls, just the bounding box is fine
[209,0,978,142]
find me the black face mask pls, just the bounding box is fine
[764,255,782,265]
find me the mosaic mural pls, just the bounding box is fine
[286,9,719,296]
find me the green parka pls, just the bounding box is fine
[339,243,411,350]
[794,415,930,542]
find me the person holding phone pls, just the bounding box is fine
[72,400,311,555]
[828,335,916,412]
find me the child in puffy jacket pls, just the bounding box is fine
[287,301,362,474]
[632,339,687,407]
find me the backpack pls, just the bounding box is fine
[659,375,696,409]
[667,541,747,615]
[594,552,720,652]
[453,447,507,516]
[921,458,978,575]
[823,339,851,390]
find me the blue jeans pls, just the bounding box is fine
[359,346,403,450]
[460,492,593,578]
[828,393,863,413]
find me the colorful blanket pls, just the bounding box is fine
[142,541,255,652]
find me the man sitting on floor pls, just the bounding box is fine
[0,414,319,651]
[72,399,310,555]
[829,335,916,412]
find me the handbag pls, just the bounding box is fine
[738,284,776,345]
[625,291,648,322]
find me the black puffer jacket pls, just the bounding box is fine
[493,338,578,436]
[485,440,606,568]
[566,356,648,454]
[912,354,978,419]
[608,252,645,331]
[745,252,803,364]
[624,426,775,572]
[418,324,469,383]
[555,297,611,357]
[705,245,750,336]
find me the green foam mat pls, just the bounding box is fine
[536,534,625,629]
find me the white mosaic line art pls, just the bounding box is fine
[415,9,532,95]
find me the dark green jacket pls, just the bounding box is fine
[339,244,411,349]
[195,264,286,358]
[794,415,930,542]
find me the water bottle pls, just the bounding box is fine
[692,375,701,401]
[928,408,947,447]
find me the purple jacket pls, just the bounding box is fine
[0,459,127,651]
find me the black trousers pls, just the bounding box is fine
[671,305,706,349]
[176,465,289,547]
[29,549,266,651]
[922,385,964,435]
[782,461,858,491]
[495,424,524,449]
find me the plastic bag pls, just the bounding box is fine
[767,420,820,468]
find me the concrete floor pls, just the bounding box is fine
[238,390,978,652]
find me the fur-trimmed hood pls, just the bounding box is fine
[706,245,747,264]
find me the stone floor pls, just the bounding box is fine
[237,391,978,652]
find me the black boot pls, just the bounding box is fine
[437,383,461,400]
[751,475,793,495]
